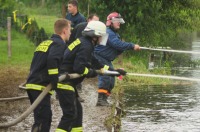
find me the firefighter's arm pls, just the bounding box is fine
[47,43,65,89]
[73,44,97,78]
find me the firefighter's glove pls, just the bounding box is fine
[86,69,98,78]
[115,69,127,76]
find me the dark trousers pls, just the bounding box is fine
[94,53,115,92]
[27,90,52,132]
[56,89,82,131]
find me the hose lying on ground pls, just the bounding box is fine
[0,81,28,102]
[0,96,28,102]
[18,81,26,90]
[0,73,81,128]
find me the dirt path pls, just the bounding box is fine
[0,69,111,132]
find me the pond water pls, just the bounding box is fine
[122,41,200,132]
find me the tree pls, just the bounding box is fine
[89,0,200,49]
[0,0,17,28]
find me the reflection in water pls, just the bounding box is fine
[122,83,200,132]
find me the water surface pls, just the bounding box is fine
[122,82,200,132]
[122,40,200,132]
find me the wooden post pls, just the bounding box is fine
[7,17,11,57]
[148,53,155,70]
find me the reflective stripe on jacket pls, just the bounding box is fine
[26,34,66,90]
[25,83,54,94]
[60,37,104,86]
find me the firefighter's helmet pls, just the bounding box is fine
[83,21,106,37]
[106,12,125,26]
[82,21,108,46]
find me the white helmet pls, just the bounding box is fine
[83,21,106,36]
[82,21,108,46]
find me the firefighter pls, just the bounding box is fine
[94,12,140,106]
[55,21,126,132]
[25,19,71,132]
[68,13,100,102]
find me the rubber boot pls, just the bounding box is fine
[96,93,110,106]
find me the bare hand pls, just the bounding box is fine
[133,44,140,51]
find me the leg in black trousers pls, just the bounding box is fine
[27,90,52,132]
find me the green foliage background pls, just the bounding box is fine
[88,0,200,48]
[88,0,200,67]
[1,0,200,67]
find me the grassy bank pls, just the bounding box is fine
[0,29,35,98]
[0,29,35,67]
[113,55,172,85]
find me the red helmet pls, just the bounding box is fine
[106,12,125,26]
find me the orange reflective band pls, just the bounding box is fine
[98,89,108,94]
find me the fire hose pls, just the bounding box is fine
[0,96,28,102]
[0,73,82,128]
[0,70,112,128]
[1,70,200,128]
[105,70,200,82]
[140,46,200,55]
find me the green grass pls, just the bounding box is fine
[0,29,35,67]
[23,5,61,36]
[23,4,62,17]
[0,6,60,68]
[113,56,173,85]
[30,15,59,36]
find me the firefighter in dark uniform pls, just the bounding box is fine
[67,14,99,102]
[25,19,71,132]
[55,21,126,132]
